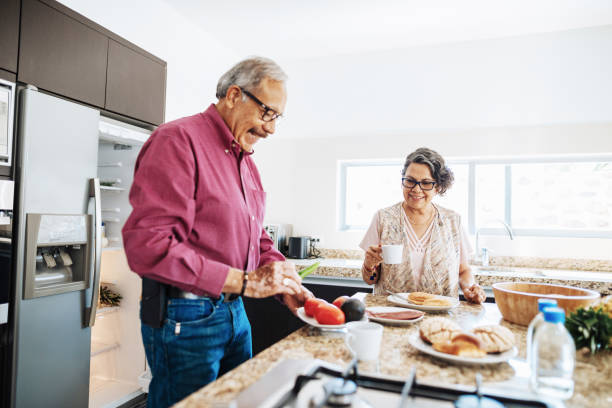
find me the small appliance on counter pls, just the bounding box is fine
[264,223,292,254]
[288,236,310,259]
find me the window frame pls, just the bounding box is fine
[338,154,612,238]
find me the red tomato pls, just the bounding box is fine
[304,298,326,317]
[332,296,350,309]
[315,303,346,325]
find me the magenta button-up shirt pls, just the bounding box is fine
[122,104,284,297]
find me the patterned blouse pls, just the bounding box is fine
[359,202,471,297]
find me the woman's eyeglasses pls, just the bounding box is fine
[401,178,436,190]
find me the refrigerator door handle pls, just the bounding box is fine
[85,178,102,327]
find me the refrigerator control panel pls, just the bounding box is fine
[36,214,88,245]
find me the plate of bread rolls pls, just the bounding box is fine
[387,291,459,312]
[409,317,517,364]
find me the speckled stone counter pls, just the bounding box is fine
[175,295,612,408]
[315,250,612,274]
[292,258,612,295]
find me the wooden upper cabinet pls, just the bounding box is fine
[0,0,20,73]
[106,40,166,125]
[18,0,108,108]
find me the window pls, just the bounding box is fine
[338,155,612,238]
[510,160,612,234]
[435,163,469,226]
[340,162,402,229]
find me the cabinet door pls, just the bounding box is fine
[18,0,108,108]
[0,0,20,73]
[106,40,166,125]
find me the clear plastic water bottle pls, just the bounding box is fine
[526,298,558,366]
[530,307,575,400]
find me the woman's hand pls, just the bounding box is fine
[458,264,485,303]
[365,245,383,270]
[362,245,383,284]
[463,284,486,304]
[244,261,302,298]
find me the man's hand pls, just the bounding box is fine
[282,286,315,316]
[463,284,486,304]
[244,261,302,298]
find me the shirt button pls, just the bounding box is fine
[224,149,229,154]
[251,246,254,251]
[251,215,254,221]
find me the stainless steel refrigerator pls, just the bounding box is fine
[7,86,152,407]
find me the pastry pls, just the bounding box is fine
[408,292,435,305]
[432,333,486,358]
[419,317,461,344]
[422,297,452,307]
[473,324,515,353]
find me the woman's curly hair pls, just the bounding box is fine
[401,147,454,195]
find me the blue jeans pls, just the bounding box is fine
[140,295,252,408]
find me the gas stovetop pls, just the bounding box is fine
[232,359,564,408]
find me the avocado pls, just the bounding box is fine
[340,298,366,322]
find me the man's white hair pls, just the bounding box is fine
[216,56,287,99]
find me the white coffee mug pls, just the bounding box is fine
[345,321,383,361]
[381,244,403,264]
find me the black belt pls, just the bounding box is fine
[167,286,239,302]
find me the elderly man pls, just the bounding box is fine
[122,57,311,407]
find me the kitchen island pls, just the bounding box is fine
[175,294,612,408]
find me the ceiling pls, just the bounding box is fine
[166,0,612,60]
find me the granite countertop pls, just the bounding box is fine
[290,258,612,295]
[175,294,612,408]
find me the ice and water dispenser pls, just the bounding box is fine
[23,214,91,299]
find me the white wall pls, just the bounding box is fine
[278,25,612,139]
[256,26,612,260]
[58,0,239,121]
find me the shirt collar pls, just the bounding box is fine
[202,104,255,157]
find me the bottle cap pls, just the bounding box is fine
[543,306,565,323]
[537,298,557,312]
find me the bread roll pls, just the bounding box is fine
[432,333,486,358]
[473,324,515,353]
[419,317,461,344]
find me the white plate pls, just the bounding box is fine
[408,333,518,365]
[296,307,366,330]
[386,294,459,312]
[365,306,424,326]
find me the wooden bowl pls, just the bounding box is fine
[492,282,600,326]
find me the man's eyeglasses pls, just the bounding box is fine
[402,177,436,191]
[240,88,282,122]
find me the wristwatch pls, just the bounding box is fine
[239,270,249,296]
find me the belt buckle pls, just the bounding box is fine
[223,293,239,303]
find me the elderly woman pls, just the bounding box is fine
[359,147,485,303]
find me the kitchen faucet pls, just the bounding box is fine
[474,219,514,267]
